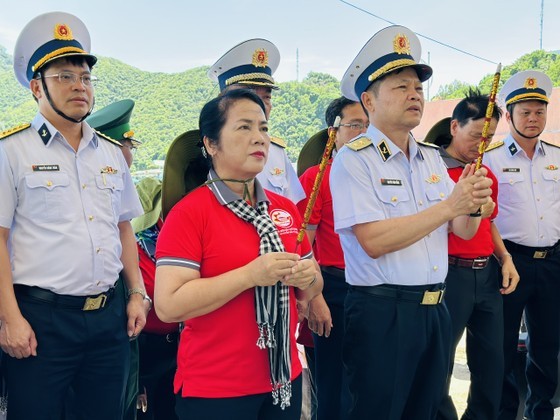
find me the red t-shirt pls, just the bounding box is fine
[156,186,310,398]
[297,161,345,269]
[137,234,179,335]
[447,164,499,258]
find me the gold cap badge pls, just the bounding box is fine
[524,77,537,89]
[252,49,268,68]
[393,34,411,55]
[54,23,73,41]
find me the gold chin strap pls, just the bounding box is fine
[204,177,255,202]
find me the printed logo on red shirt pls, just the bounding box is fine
[270,209,293,229]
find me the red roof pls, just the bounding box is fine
[413,87,560,145]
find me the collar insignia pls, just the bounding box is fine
[426,174,442,184]
[123,130,135,139]
[252,49,269,68]
[100,166,118,175]
[508,143,518,156]
[393,34,411,55]
[54,23,73,41]
[545,164,558,171]
[524,77,537,89]
[38,123,52,145]
[377,140,392,161]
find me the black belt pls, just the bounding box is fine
[504,239,560,260]
[350,284,445,305]
[320,265,345,280]
[14,284,116,311]
[448,255,490,269]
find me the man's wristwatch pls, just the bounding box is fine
[128,288,153,309]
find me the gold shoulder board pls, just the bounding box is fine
[94,129,122,147]
[270,136,287,148]
[484,140,504,152]
[541,139,560,149]
[0,123,31,140]
[417,140,439,149]
[346,136,373,151]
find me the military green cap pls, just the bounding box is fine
[297,128,329,176]
[87,99,141,144]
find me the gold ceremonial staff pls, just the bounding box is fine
[295,116,341,250]
[474,63,502,170]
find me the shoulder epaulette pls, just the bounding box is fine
[0,123,31,140]
[541,139,560,149]
[346,136,373,151]
[94,129,122,147]
[416,140,439,149]
[484,141,504,152]
[270,136,286,148]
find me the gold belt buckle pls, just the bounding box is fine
[82,294,107,311]
[533,250,547,259]
[421,290,444,305]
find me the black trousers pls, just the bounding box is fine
[6,286,129,420]
[437,258,503,420]
[137,331,179,420]
[499,251,560,420]
[343,285,451,420]
[312,268,351,420]
[174,375,302,420]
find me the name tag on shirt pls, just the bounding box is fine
[380,178,403,186]
[32,164,60,172]
[502,168,520,173]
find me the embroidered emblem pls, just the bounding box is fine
[270,209,293,229]
[100,166,118,175]
[425,174,442,184]
[545,164,558,170]
[380,178,402,186]
[123,130,134,139]
[270,167,284,176]
[37,123,52,145]
[54,23,73,41]
[508,143,518,156]
[32,164,60,172]
[252,49,268,68]
[393,34,411,55]
[377,140,391,162]
[524,77,537,89]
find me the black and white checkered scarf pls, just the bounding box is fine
[225,197,292,409]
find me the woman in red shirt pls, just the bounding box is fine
[155,89,322,420]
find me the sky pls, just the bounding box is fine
[0,0,559,99]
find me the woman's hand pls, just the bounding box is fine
[281,258,316,290]
[247,252,300,287]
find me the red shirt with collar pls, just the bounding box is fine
[156,186,310,398]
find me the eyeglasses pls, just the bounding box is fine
[338,122,368,131]
[39,72,98,87]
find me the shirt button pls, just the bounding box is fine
[89,215,94,221]
[391,196,398,202]
[540,216,544,220]
[433,266,438,271]
[96,281,100,286]
[509,180,514,184]
[439,192,445,198]
[46,180,53,187]
[533,180,537,184]
[96,247,101,253]
[418,200,423,206]
[82,184,87,189]
[537,198,541,202]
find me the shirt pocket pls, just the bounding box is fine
[497,171,525,204]
[23,172,73,222]
[541,170,560,200]
[95,174,125,220]
[377,186,411,217]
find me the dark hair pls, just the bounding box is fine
[452,87,502,127]
[325,97,357,126]
[198,88,266,165]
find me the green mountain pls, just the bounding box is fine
[0,45,339,171]
[2,45,559,171]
